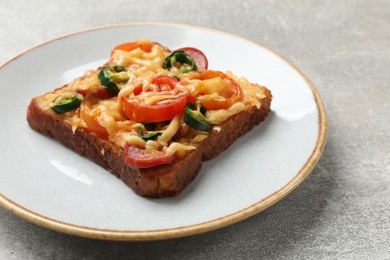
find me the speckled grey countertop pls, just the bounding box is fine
[1,0,389,259]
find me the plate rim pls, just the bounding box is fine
[0,22,327,241]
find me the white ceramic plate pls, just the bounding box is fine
[0,23,327,241]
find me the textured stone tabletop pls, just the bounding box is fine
[1,0,389,259]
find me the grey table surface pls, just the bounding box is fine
[1,0,389,259]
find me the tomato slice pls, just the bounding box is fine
[122,75,187,123]
[132,75,178,95]
[111,41,154,57]
[151,75,178,91]
[122,93,187,123]
[79,104,109,139]
[195,71,242,110]
[179,47,208,70]
[124,144,175,169]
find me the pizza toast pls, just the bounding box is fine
[26,39,272,197]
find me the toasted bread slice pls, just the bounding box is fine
[27,87,271,197]
[26,40,272,197]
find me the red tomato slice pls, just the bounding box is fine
[124,144,175,169]
[122,75,187,123]
[152,75,178,91]
[179,47,208,69]
[196,70,242,110]
[122,93,188,123]
[111,41,154,57]
[133,75,178,95]
[79,105,109,139]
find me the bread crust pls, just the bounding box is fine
[27,87,271,198]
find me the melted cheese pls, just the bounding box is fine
[193,77,227,96]
[226,71,266,108]
[114,44,167,71]
[145,140,161,151]
[68,70,100,93]
[37,39,269,160]
[158,115,181,146]
[205,102,246,125]
[143,93,183,105]
[164,142,196,157]
[121,134,146,147]
[91,98,127,134]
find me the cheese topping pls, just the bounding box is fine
[38,39,268,160]
[164,142,196,157]
[205,102,246,125]
[158,115,181,146]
